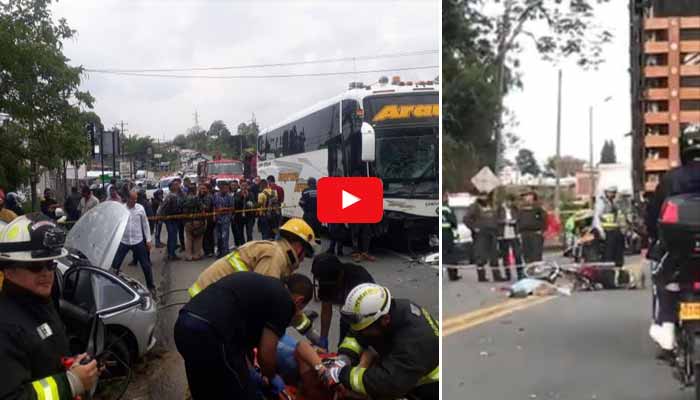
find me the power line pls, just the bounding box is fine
[84,65,439,80]
[84,49,438,73]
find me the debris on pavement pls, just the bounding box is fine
[508,278,572,298]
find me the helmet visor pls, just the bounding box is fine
[340,309,380,331]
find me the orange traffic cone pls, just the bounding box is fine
[507,246,516,266]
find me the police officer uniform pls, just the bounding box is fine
[465,194,504,282]
[442,202,461,281]
[517,191,547,264]
[593,188,625,267]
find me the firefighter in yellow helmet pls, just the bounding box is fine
[0,214,99,400]
[188,218,318,333]
[324,283,439,400]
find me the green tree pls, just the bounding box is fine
[516,148,541,176]
[208,120,231,138]
[544,155,586,177]
[185,127,209,152]
[442,0,612,191]
[0,0,94,209]
[486,0,612,167]
[0,121,30,190]
[173,134,188,148]
[600,140,616,164]
[122,134,156,170]
[232,120,259,157]
[442,0,502,192]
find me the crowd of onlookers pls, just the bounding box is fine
[157,175,280,262]
[0,172,377,264]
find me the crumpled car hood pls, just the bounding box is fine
[65,201,129,270]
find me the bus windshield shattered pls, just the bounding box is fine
[363,93,438,199]
[375,126,438,198]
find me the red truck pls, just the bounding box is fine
[197,157,245,187]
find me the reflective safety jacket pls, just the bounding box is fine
[441,205,457,241]
[338,299,439,400]
[0,281,73,400]
[187,238,311,334]
[593,196,621,232]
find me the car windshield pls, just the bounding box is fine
[375,127,438,198]
[209,162,243,175]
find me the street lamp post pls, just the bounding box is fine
[588,96,613,202]
[554,70,563,218]
[589,105,594,201]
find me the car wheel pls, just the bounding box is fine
[102,332,134,378]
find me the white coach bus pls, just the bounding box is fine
[257,77,439,249]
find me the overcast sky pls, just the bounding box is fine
[502,0,632,167]
[52,0,439,141]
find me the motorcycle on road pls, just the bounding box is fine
[656,193,700,397]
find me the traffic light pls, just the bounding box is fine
[86,122,96,157]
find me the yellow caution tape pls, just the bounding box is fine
[58,204,298,225]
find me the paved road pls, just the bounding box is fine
[443,254,695,399]
[114,230,438,399]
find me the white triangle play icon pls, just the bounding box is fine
[342,190,361,209]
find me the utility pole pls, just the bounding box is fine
[194,110,200,130]
[589,105,594,202]
[554,69,563,218]
[587,96,612,203]
[115,120,128,178]
[111,129,117,180]
[99,125,105,187]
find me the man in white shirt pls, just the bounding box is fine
[110,190,156,297]
[78,186,99,217]
[498,195,524,281]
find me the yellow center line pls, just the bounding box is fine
[442,295,556,337]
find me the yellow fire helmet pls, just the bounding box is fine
[279,218,317,257]
[0,213,68,262]
[340,283,392,331]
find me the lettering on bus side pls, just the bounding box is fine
[371,104,439,123]
[294,183,308,193]
[278,172,299,182]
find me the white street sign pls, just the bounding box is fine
[471,166,500,193]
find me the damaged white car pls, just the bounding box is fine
[55,201,158,375]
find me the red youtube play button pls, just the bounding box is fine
[317,177,383,223]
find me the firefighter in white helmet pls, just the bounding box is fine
[0,214,99,400]
[324,283,438,400]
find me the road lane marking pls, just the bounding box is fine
[442,296,556,337]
